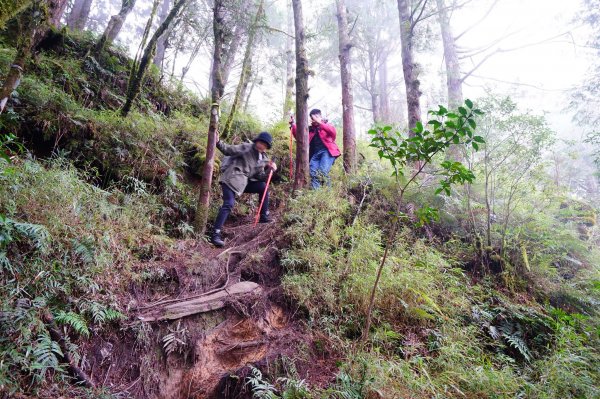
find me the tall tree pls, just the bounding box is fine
[121,0,187,116]
[282,0,294,119]
[0,0,64,113]
[66,0,93,30]
[397,0,422,134]
[153,0,172,69]
[222,0,265,139]
[336,0,356,173]
[194,0,225,234]
[94,0,137,54]
[435,0,462,108]
[292,0,309,189]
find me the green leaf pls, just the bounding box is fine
[458,106,467,116]
[468,119,476,129]
[472,142,479,151]
[473,136,485,143]
[465,99,473,108]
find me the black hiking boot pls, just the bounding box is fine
[211,230,224,247]
[259,214,273,223]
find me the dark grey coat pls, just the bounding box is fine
[216,141,270,196]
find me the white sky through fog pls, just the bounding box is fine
[111,0,594,139]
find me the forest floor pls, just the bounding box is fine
[81,211,339,399]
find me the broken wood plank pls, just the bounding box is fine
[138,281,261,322]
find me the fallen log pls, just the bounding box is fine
[138,281,261,322]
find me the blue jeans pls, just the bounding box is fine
[309,149,336,189]
[213,182,269,230]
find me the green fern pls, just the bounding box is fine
[82,301,124,325]
[72,237,96,265]
[11,221,50,251]
[55,310,90,337]
[30,333,64,381]
[162,321,188,356]
[246,366,278,399]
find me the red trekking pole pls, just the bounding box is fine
[254,169,274,226]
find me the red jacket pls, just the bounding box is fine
[291,121,341,158]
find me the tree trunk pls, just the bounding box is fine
[50,0,68,27]
[67,0,92,30]
[121,0,186,117]
[379,54,390,123]
[292,0,309,190]
[336,0,356,174]
[222,0,264,140]
[242,65,257,113]
[367,44,380,124]
[209,0,251,90]
[67,0,84,29]
[436,0,462,109]
[153,0,171,69]
[94,0,137,54]
[0,0,61,113]
[282,0,294,119]
[194,0,225,235]
[397,0,422,134]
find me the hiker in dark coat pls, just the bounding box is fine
[290,108,341,188]
[211,132,277,247]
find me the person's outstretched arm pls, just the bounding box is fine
[216,137,248,156]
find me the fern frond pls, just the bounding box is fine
[30,333,64,380]
[12,221,50,251]
[55,310,90,337]
[72,238,96,265]
[502,332,531,361]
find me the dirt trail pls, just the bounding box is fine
[85,214,338,398]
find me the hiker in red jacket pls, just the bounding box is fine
[290,109,341,188]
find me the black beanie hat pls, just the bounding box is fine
[252,131,273,149]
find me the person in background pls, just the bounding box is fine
[210,132,277,247]
[290,109,341,188]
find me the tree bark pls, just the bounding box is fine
[367,44,380,124]
[292,0,309,190]
[94,0,137,54]
[379,54,390,123]
[0,0,33,30]
[66,0,93,30]
[153,0,171,69]
[222,0,264,140]
[336,0,356,174]
[121,0,186,116]
[0,0,62,113]
[397,0,422,134]
[50,0,68,27]
[436,0,462,109]
[194,0,225,234]
[282,0,294,119]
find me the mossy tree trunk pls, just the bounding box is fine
[94,0,137,55]
[397,0,422,135]
[194,0,225,235]
[0,0,63,114]
[0,0,32,30]
[336,0,356,174]
[120,0,187,117]
[292,0,309,190]
[221,0,264,140]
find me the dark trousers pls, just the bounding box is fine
[213,182,269,230]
